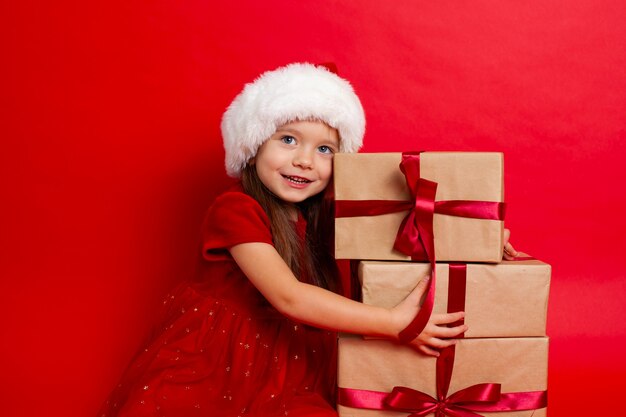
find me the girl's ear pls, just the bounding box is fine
[248,157,256,166]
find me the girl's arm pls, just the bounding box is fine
[230,242,466,356]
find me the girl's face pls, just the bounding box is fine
[253,120,339,204]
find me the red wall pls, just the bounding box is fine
[2,1,625,416]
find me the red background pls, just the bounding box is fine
[2,1,625,416]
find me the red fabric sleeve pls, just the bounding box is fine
[202,191,274,260]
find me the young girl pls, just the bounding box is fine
[98,63,476,417]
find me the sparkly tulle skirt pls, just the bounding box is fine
[98,282,338,417]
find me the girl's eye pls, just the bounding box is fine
[281,135,296,145]
[318,145,334,154]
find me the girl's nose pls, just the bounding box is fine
[293,149,313,169]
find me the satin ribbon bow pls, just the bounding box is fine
[384,382,502,417]
[334,152,505,342]
[338,345,548,417]
[392,152,505,261]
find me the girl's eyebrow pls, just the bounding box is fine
[275,127,301,135]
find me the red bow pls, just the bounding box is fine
[335,152,505,342]
[338,345,547,417]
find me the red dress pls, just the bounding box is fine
[99,187,338,417]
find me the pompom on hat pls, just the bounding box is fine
[221,62,366,177]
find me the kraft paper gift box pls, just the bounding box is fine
[359,258,551,337]
[337,336,548,417]
[334,152,504,262]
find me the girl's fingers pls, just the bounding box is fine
[503,242,519,260]
[431,311,465,325]
[503,229,519,259]
[504,242,518,255]
[417,344,440,357]
[429,324,468,338]
[421,337,458,350]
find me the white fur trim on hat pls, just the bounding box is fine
[221,62,366,177]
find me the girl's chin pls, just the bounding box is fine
[277,189,321,204]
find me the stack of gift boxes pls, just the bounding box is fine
[333,152,550,417]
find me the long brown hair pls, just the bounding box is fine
[241,164,339,292]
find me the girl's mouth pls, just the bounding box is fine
[282,175,312,184]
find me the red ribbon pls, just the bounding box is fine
[397,172,438,342]
[335,152,505,343]
[335,199,505,221]
[447,264,467,331]
[338,345,547,417]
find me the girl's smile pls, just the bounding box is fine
[282,174,312,187]
[253,120,339,203]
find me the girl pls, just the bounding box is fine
[98,63,478,417]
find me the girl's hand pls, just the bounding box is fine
[503,228,519,260]
[390,276,468,357]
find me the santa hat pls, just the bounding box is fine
[221,62,366,177]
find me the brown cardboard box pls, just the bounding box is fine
[334,152,504,262]
[359,258,551,337]
[337,336,548,417]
